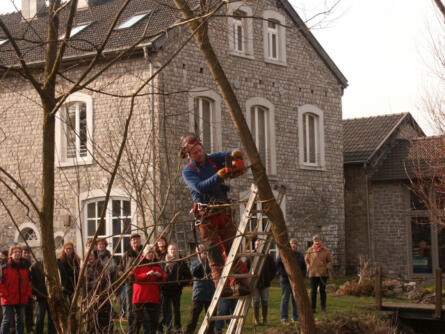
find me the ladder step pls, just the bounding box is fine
[210,315,244,321]
[228,273,256,279]
[237,252,267,258]
[221,294,250,300]
[244,231,272,238]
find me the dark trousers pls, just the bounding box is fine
[310,277,328,311]
[132,303,160,334]
[185,301,214,334]
[160,292,181,331]
[34,300,55,334]
[24,302,33,333]
[0,305,25,334]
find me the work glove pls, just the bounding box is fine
[231,150,243,160]
[217,168,231,179]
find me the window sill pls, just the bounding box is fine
[57,158,94,168]
[264,58,287,67]
[229,50,255,60]
[299,164,326,172]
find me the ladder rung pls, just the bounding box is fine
[228,273,256,279]
[237,252,267,258]
[244,231,272,238]
[221,294,250,300]
[210,315,244,321]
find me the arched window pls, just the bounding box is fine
[227,2,254,58]
[56,92,93,167]
[15,222,40,247]
[246,98,276,175]
[188,89,222,152]
[298,105,325,169]
[263,10,287,65]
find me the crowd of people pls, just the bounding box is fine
[0,234,332,334]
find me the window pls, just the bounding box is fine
[246,98,276,175]
[0,39,7,46]
[15,222,40,247]
[298,105,325,169]
[85,198,132,257]
[56,92,93,167]
[59,22,91,40]
[263,10,286,65]
[411,217,432,274]
[227,2,253,58]
[188,89,222,152]
[115,11,152,30]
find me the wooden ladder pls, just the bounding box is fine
[197,184,285,334]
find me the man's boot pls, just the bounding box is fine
[253,306,260,326]
[261,305,268,325]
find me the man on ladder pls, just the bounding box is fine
[180,134,249,297]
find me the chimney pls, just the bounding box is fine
[22,0,45,20]
[77,0,89,10]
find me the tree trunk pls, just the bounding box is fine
[172,1,315,333]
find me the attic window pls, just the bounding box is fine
[59,22,91,40]
[116,11,152,30]
[0,39,7,46]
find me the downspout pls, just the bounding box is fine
[364,163,372,260]
[144,46,157,239]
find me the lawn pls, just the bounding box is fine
[174,278,400,333]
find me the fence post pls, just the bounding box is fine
[375,265,382,310]
[434,268,442,319]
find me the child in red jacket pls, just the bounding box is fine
[131,244,166,334]
[0,245,32,334]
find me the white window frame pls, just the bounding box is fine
[246,97,276,176]
[14,222,40,247]
[56,92,93,167]
[77,189,137,258]
[59,22,91,40]
[298,105,325,170]
[227,2,254,59]
[263,10,287,66]
[239,188,286,259]
[188,88,222,152]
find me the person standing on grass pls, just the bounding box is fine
[57,242,80,302]
[185,244,215,334]
[158,244,191,334]
[251,239,276,326]
[131,245,165,334]
[305,235,332,313]
[119,233,144,333]
[0,245,32,334]
[276,238,306,325]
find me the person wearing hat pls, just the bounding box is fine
[180,134,247,297]
[305,235,332,313]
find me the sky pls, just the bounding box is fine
[0,0,442,134]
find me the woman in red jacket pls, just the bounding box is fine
[131,244,166,334]
[0,245,32,334]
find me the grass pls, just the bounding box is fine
[175,278,403,333]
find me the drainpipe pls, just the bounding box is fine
[364,163,372,260]
[144,46,157,239]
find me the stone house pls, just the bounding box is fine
[344,112,445,277]
[0,0,347,269]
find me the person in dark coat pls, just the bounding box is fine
[94,238,116,284]
[84,253,113,333]
[276,238,306,325]
[56,242,80,302]
[131,245,165,334]
[21,246,33,334]
[118,233,144,333]
[0,245,32,334]
[30,261,55,334]
[158,244,191,334]
[251,240,276,326]
[185,244,215,334]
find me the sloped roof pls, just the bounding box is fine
[0,0,177,66]
[343,113,410,164]
[372,136,445,181]
[0,0,347,88]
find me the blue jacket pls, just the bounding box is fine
[182,150,234,203]
[276,251,307,283]
[191,259,215,302]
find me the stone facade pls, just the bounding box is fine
[0,0,346,270]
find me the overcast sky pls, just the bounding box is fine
[0,0,442,134]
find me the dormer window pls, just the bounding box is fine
[59,22,91,40]
[0,39,7,46]
[116,11,152,30]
